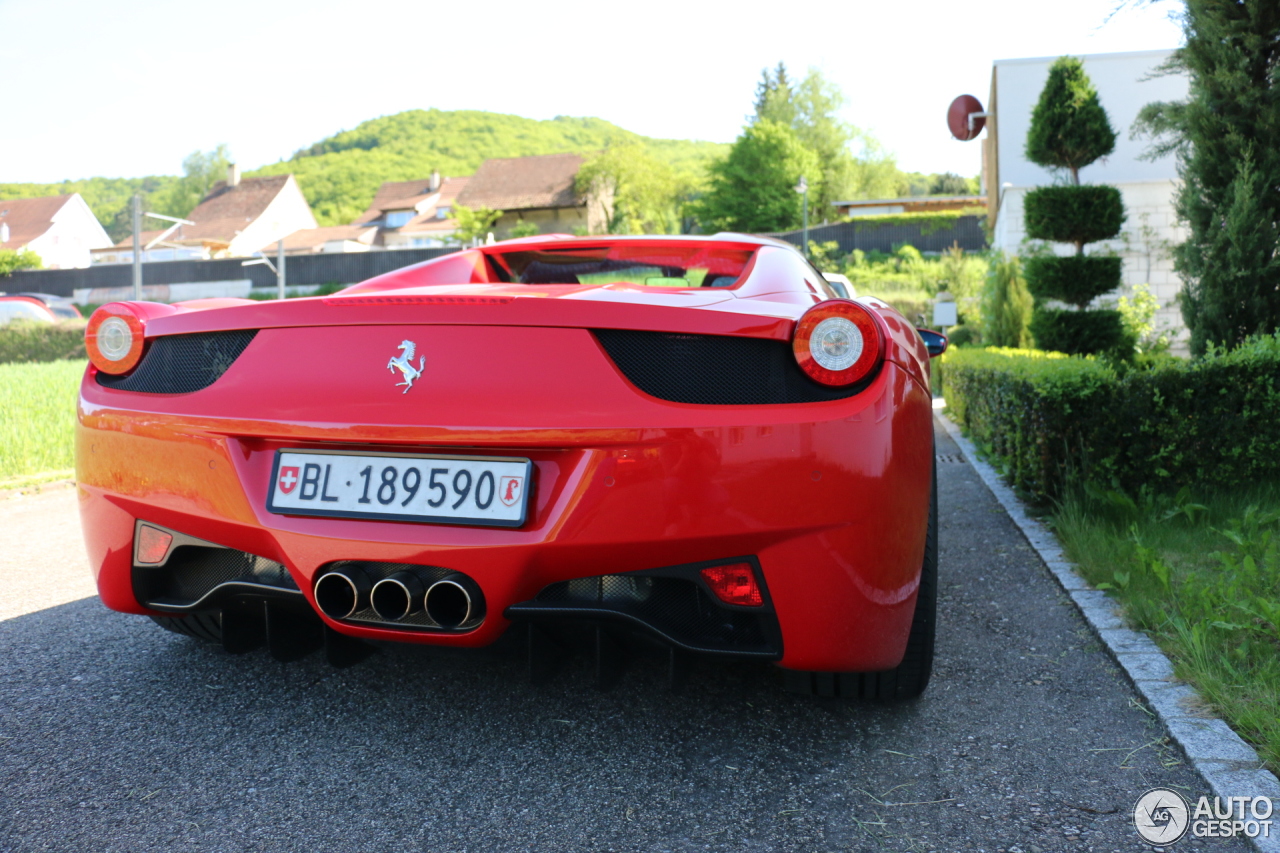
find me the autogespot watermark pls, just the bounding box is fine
[1133,788,1275,844]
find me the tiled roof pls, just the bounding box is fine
[176,175,294,242]
[280,225,377,251]
[356,176,470,225]
[0,195,76,250]
[456,153,584,211]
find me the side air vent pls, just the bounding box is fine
[593,329,874,405]
[97,330,257,394]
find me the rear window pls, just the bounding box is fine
[486,244,755,288]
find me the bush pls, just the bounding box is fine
[942,334,1280,500]
[1030,307,1125,356]
[1023,255,1123,308]
[981,253,1033,348]
[0,320,86,364]
[1023,185,1125,249]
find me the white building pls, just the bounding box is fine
[983,49,1190,348]
[0,193,112,269]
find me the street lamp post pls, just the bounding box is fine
[794,176,809,258]
[241,239,287,299]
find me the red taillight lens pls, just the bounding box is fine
[85,303,146,374]
[701,563,764,607]
[792,299,884,387]
[135,525,174,564]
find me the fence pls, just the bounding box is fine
[2,248,460,300]
[768,214,987,255]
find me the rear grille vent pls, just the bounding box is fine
[98,330,257,394]
[593,329,871,405]
[134,544,295,608]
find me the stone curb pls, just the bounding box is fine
[936,407,1280,853]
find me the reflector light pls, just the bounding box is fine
[700,563,764,607]
[792,300,884,387]
[136,525,174,564]
[86,304,146,375]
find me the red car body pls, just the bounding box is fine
[76,235,938,687]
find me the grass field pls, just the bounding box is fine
[0,360,85,485]
[1054,484,1280,776]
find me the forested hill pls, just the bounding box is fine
[0,110,728,238]
[250,109,726,225]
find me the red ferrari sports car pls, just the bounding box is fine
[76,234,944,699]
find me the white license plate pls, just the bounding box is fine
[267,450,532,527]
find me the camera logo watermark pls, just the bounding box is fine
[1134,789,1190,845]
[1133,788,1275,844]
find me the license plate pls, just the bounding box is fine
[267,450,532,527]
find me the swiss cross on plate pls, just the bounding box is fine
[278,466,300,495]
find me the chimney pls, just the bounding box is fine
[228,163,241,187]
[429,170,440,193]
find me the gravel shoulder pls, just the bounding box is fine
[0,420,1246,852]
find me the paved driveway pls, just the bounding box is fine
[0,419,1243,852]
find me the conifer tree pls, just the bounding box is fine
[1025,57,1116,186]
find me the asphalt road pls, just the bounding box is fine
[0,418,1246,853]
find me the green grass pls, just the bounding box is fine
[1053,483,1280,775]
[0,360,85,484]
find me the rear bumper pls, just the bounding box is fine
[77,357,932,672]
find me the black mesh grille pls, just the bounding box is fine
[593,329,871,405]
[531,574,776,654]
[98,330,257,394]
[135,544,295,607]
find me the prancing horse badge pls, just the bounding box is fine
[387,340,425,393]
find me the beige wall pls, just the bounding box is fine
[227,176,318,257]
[494,206,590,238]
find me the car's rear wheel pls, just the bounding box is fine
[785,454,937,701]
[149,613,222,644]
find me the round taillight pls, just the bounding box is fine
[86,304,146,374]
[793,300,884,387]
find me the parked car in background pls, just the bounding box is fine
[77,233,944,699]
[12,292,82,320]
[0,294,59,325]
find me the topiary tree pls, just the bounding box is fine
[1022,56,1126,356]
[1025,56,1116,186]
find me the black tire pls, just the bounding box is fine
[785,455,938,701]
[149,613,223,644]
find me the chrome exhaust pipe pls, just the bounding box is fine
[425,573,482,629]
[314,567,372,620]
[370,571,425,621]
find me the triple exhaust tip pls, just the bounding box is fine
[314,567,478,629]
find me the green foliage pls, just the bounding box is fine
[0,359,85,481]
[254,109,728,227]
[1117,283,1172,355]
[942,332,1280,500]
[1030,307,1125,355]
[847,208,988,235]
[696,120,820,233]
[817,243,988,326]
[1023,186,1125,251]
[449,204,502,245]
[981,253,1034,348]
[576,142,681,234]
[0,320,85,363]
[1024,56,1117,184]
[1023,255,1123,308]
[0,248,43,276]
[509,220,540,239]
[145,145,233,222]
[1055,487,1280,774]
[1137,2,1280,355]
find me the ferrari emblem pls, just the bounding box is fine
[278,466,300,495]
[387,340,425,393]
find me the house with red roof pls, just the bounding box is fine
[0,194,112,269]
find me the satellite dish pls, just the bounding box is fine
[947,95,987,141]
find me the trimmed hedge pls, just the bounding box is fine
[1029,307,1125,355]
[0,320,86,364]
[1024,185,1125,247]
[942,336,1280,500]
[1023,255,1123,307]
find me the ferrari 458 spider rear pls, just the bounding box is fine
[77,234,945,699]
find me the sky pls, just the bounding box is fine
[0,0,1184,185]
